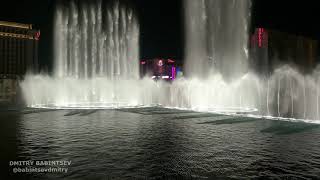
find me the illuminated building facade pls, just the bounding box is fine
[0,21,40,103]
[140,58,177,81]
[250,28,318,75]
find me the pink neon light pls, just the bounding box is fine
[258,28,264,48]
[141,61,146,65]
[168,59,175,63]
[171,66,176,80]
[158,60,163,66]
[35,31,40,40]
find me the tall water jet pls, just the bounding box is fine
[184,0,251,80]
[54,0,139,79]
[181,0,320,123]
[21,0,141,108]
[177,0,255,112]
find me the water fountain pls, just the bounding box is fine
[184,0,251,80]
[21,0,320,123]
[54,0,139,79]
[174,0,256,112]
[179,0,320,123]
[21,0,145,109]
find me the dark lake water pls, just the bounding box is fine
[1,107,320,179]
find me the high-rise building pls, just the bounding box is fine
[0,21,40,104]
[140,58,177,81]
[250,28,318,75]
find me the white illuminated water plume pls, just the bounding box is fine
[166,65,320,122]
[180,0,320,123]
[54,0,139,79]
[184,0,251,79]
[22,0,141,108]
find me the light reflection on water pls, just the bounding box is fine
[1,107,320,179]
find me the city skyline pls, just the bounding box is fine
[2,1,320,179]
[0,0,319,67]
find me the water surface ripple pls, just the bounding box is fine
[1,107,320,179]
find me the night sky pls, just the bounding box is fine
[253,0,319,39]
[0,0,319,69]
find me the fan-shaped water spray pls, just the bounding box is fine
[22,0,141,108]
[54,0,139,79]
[179,0,320,123]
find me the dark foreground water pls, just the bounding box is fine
[1,107,320,179]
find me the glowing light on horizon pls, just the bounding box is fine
[258,28,264,48]
[171,66,176,80]
[158,60,163,66]
[168,59,175,63]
